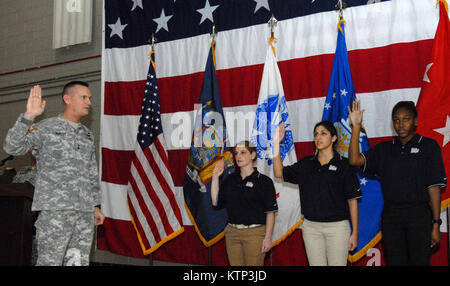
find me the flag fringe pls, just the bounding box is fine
[128,200,449,259]
[337,18,346,34]
[271,217,304,248]
[442,198,450,210]
[269,37,277,57]
[127,198,185,255]
[211,41,217,69]
[184,202,225,247]
[347,231,383,263]
[438,0,448,14]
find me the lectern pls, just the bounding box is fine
[0,182,34,265]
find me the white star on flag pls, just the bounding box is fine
[197,0,219,24]
[253,0,270,13]
[324,102,331,110]
[108,18,128,39]
[340,89,348,96]
[131,0,143,11]
[153,9,173,33]
[434,115,450,147]
[360,177,368,186]
[423,63,433,83]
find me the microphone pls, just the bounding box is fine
[0,155,14,167]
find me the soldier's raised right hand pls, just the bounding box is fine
[24,85,46,120]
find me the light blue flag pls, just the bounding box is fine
[322,20,384,262]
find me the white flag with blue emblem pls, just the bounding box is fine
[251,43,302,246]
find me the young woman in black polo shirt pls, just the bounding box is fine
[348,100,446,266]
[273,121,361,266]
[211,141,278,266]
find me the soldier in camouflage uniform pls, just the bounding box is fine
[3,82,104,266]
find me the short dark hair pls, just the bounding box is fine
[391,101,417,119]
[235,140,257,161]
[313,120,338,149]
[62,81,89,98]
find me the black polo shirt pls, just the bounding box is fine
[282,152,361,222]
[362,134,447,206]
[216,168,278,225]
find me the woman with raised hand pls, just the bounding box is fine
[273,121,360,266]
[348,100,446,266]
[211,141,277,266]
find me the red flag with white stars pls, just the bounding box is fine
[416,0,450,209]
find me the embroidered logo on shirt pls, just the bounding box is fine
[410,147,420,154]
[245,181,254,188]
[328,165,337,171]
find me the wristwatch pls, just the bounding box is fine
[432,219,442,226]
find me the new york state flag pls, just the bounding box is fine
[251,41,303,246]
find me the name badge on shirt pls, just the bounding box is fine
[410,147,420,154]
[328,165,337,171]
[245,181,254,188]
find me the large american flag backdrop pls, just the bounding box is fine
[99,0,448,265]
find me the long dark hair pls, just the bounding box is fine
[313,120,338,150]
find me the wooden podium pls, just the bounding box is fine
[0,183,34,265]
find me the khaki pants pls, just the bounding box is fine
[302,219,350,266]
[224,224,266,266]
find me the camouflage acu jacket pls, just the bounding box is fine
[13,166,37,186]
[3,114,101,211]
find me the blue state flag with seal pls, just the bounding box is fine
[183,42,234,247]
[322,19,384,263]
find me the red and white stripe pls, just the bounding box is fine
[99,0,448,261]
[127,134,183,252]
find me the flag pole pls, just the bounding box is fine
[335,0,347,20]
[208,25,217,267]
[210,24,217,68]
[268,15,277,56]
[268,14,277,39]
[208,246,213,266]
[151,33,156,52]
[210,24,217,43]
[267,16,277,267]
[146,34,156,267]
[334,0,354,267]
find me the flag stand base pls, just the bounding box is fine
[148,253,153,266]
[208,246,212,266]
